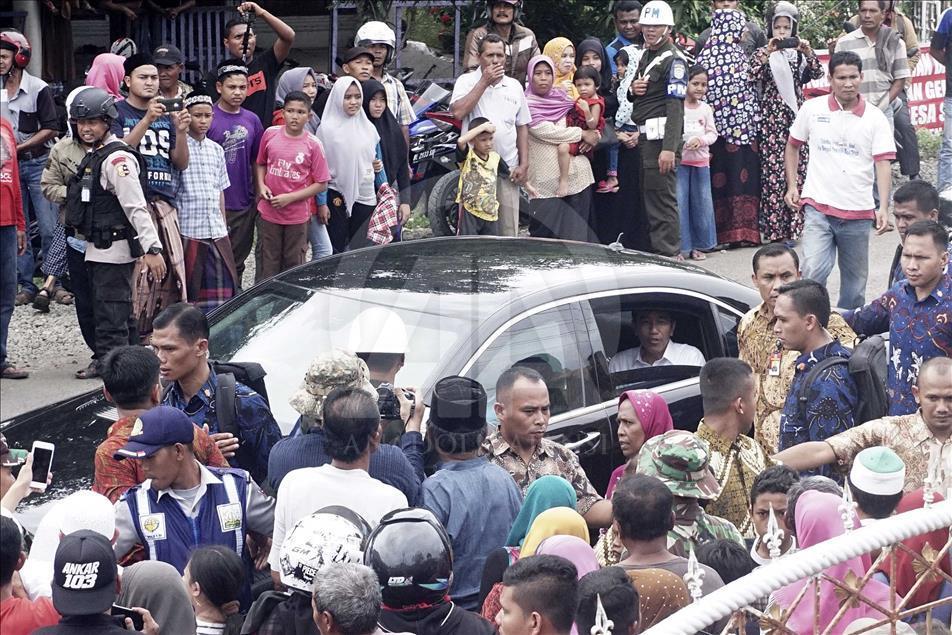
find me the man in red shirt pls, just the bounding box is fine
[0,113,28,379]
[93,345,228,503]
[0,516,59,635]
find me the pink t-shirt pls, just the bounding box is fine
[256,126,331,225]
[681,101,718,168]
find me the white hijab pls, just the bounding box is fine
[316,76,380,215]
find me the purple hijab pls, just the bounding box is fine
[524,55,575,127]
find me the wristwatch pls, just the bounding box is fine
[147,246,163,255]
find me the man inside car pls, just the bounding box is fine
[481,366,613,528]
[609,309,705,373]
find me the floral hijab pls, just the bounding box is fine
[696,9,758,145]
[524,55,576,127]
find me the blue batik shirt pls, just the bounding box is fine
[163,365,282,485]
[844,273,952,416]
[779,341,858,480]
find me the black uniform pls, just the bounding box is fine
[628,40,686,257]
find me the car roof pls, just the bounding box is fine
[274,237,747,320]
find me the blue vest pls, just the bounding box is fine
[124,466,249,575]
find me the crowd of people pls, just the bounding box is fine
[1,0,952,633]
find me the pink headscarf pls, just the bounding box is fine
[536,535,599,635]
[524,55,575,128]
[774,491,898,634]
[86,53,127,100]
[606,391,674,498]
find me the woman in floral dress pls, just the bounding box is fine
[750,1,823,243]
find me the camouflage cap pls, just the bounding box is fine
[289,350,377,419]
[636,430,721,501]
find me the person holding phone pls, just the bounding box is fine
[112,53,188,336]
[749,1,823,245]
[31,530,159,635]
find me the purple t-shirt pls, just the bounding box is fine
[207,104,264,211]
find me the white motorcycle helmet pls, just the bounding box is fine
[347,306,409,356]
[278,506,371,593]
[355,21,396,65]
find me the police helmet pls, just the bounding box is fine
[279,506,372,593]
[363,508,453,608]
[69,87,119,122]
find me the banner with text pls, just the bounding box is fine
[805,47,947,130]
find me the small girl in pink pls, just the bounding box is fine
[677,65,719,261]
[255,90,330,283]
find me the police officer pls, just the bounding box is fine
[65,88,165,370]
[628,0,686,258]
[112,406,274,601]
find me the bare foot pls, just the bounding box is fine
[690,249,707,260]
[556,179,569,198]
[605,175,619,189]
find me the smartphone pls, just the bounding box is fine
[29,441,54,492]
[157,97,184,112]
[777,37,800,49]
[111,605,144,630]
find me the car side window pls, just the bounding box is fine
[717,306,741,358]
[587,293,720,394]
[466,305,593,424]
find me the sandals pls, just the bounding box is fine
[75,362,100,380]
[52,288,74,305]
[690,249,707,261]
[32,289,51,313]
[14,290,34,306]
[1,363,29,380]
[596,180,620,194]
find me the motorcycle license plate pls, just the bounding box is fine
[412,148,437,163]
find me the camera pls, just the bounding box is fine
[377,383,414,420]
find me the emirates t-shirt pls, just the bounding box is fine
[255,126,331,225]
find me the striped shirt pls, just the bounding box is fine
[175,135,230,239]
[835,27,910,109]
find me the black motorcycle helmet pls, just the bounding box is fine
[363,508,453,608]
[69,87,118,122]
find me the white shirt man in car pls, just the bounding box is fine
[609,309,706,373]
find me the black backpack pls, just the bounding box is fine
[163,361,270,477]
[797,335,888,426]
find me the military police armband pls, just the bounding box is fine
[667,59,688,99]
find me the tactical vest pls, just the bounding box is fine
[123,466,249,575]
[65,141,149,256]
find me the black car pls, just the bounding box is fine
[2,238,760,527]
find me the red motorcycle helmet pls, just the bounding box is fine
[0,31,31,69]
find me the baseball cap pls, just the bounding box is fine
[0,434,27,467]
[51,530,117,616]
[636,430,721,501]
[114,406,195,460]
[340,47,374,65]
[289,350,376,419]
[152,43,184,66]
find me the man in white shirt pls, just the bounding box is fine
[268,387,407,588]
[609,309,705,373]
[450,33,531,237]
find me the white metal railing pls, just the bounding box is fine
[642,501,952,634]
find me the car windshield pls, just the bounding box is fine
[208,280,470,432]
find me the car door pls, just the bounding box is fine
[459,302,617,489]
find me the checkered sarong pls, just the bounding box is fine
[40,225,69,277]
[182,236,237,315]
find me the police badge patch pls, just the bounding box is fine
[140,513,167,541]
[217,503,243,532]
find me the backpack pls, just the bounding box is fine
[797,335,888,426]
[162,361,269,469]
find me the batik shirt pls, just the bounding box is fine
[843,274,952,416]
[826,412,952,495]
[481,431,601,515]
[779,341,858,480]
[739,303,856,454]
[163,365,282,485]
[695,420,774,538]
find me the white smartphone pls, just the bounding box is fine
[29,441,54,492]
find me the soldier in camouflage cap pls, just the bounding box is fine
[636,430,744,558]
[636,430,721,500]
[289,350,377,431]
